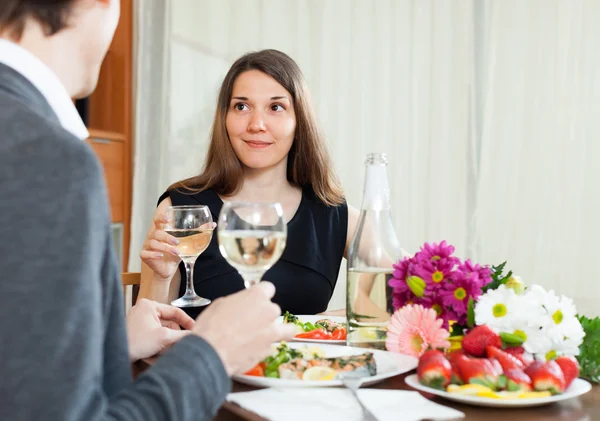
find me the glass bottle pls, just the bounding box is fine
[346,153,403,349]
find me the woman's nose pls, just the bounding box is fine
[247,111,266,132]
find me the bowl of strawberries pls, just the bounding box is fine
[405,325,592,408]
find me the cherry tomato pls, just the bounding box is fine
[244,364,264,377]
[331,328,347,340]
[295,328,332,340]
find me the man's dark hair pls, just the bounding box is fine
[0,0,74,40]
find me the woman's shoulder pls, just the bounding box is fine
[302,184,347,210]
[157,186,218,208]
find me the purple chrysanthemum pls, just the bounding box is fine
[457,259,493,289]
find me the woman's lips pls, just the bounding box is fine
[244,140,272,149]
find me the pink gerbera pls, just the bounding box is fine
[385,304,450,358]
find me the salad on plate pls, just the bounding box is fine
[244,342,375,381]
[283,311,347,341]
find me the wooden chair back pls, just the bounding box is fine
[122,272,141,311]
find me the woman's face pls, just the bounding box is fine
[226,70,296,171]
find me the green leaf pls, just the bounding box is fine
[577,315,600,383]
[450,324,467,337]
[497,374,507,390]
[482,261,513,293]
[467,297,475,328]
[500,332,525,346]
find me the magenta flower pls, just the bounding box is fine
[440,272,482,317]
[422,294,459,330]
[418,241,461,268]
[414,263,453,293]
[390,258,431,308]
[458,259,493,289]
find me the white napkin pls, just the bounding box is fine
[226,388,465,421]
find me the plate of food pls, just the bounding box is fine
[233,341,418,388]
[279,312,346,343]
[405,374,591,408]
[405,344,592,408]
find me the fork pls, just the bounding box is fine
[340,373,378,421]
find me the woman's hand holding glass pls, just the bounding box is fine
[139,212,182,281]
[141,205,214,307]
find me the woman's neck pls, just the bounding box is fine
[233,159,295,202]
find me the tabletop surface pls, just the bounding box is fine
[137,358,599,421]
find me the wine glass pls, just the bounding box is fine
[165,205,214,307]
[217,202,287,288]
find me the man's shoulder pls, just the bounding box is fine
[0,97,99,179]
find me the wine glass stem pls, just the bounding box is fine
[241,272,263,289]
[183,260,198,298]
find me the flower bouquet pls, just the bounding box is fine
[385,241,600,397]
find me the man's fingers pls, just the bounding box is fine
[256,281,276,299]
[162,328,192,346]
[253,322,296,347]
[156,303,195,330]
[160,320,181,330]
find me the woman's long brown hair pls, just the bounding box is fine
[168,49,345,206]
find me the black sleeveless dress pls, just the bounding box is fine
[158,185,348,319]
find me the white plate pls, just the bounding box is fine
[404,374,592,408]
[277,315,347,344]
[233,342,417,388]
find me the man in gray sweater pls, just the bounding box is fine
[0,1,294,420]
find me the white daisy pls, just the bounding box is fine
[475,285,520,332]
[543,317,586,359]
[517,323,554,356]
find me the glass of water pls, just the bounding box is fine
[217,202,287,288]
[165,205,214,307]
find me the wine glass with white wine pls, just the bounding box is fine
[217,202,287,288]
[165,205,214,307]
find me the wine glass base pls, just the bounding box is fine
[171,296,211,308]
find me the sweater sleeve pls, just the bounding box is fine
[0,133,230,421]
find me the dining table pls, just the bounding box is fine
[135,357,599,421]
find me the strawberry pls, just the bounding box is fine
[490,358,503,374]
[417,350,453,390]
[554,356,580,389]
[446,350,469,384]
[530,361,566,394]
[498,368,532,392]
[504,346,534,367]
[524,360,544,378]
[487,346,524,371]
[504,345,525,354]
[462,325,501,357]
[457,357,501,390]
[420,349,444,363]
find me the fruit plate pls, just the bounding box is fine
[233,342,418,388]
[405,374,592,408]
[277,315,346,344]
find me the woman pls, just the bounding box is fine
[138,49,359,318]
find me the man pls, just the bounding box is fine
[0,1,294,420]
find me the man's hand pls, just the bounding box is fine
[193,282,296,375]
[126,299,195,362]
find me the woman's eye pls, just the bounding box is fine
[234,103,248,111]
[271,104,285,112]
